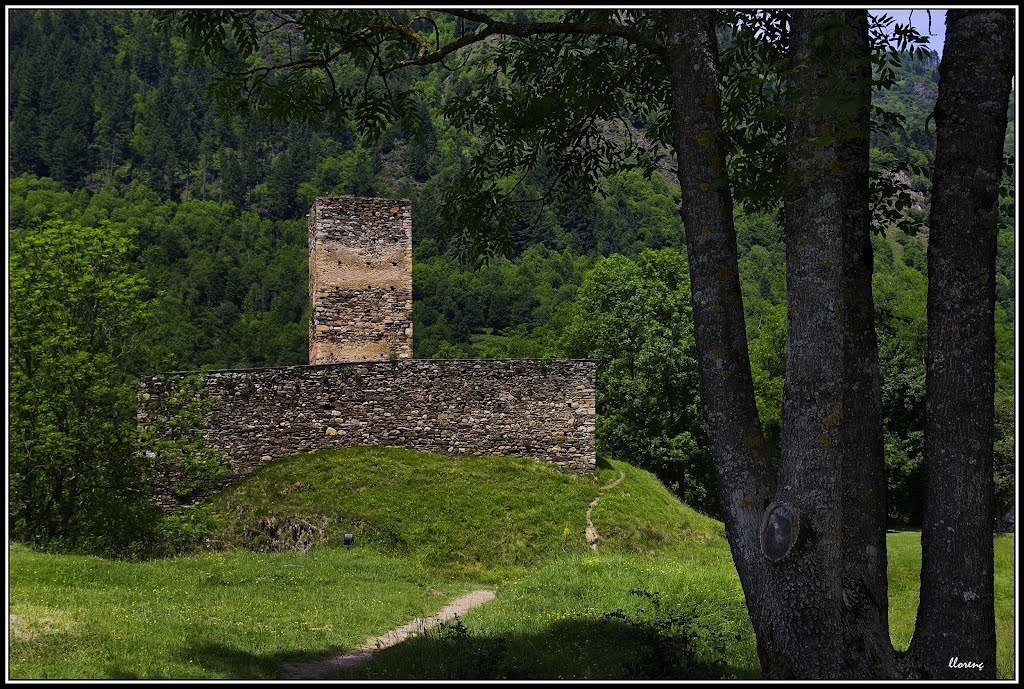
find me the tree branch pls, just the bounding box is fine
[380,9,666,75]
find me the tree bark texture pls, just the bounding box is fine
[661,7,778,670]
[664,9,905,677]
[662,7,1011,679]
[907,9,1014,680]
[763,10,878,677]
[833,11,894,677]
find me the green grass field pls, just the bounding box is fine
[886,530,1015,678]
[8,447,1016,679]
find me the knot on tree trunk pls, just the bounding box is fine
[760,501,801,562]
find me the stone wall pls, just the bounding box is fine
[139,359,596,505]
[308,197,413,363]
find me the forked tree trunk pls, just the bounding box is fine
[905,9,1014,679]
[666,7,1010,679]
[665,8,899,679]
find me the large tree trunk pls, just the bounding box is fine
[764,9,891,677]
[771,7,849,674]
[833,11,894,677]
[661,7,778,671]
[661,7,1011,679]
[665,9,898,678]
[905,9,1014,679]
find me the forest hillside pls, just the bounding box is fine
[8,9,1015,529]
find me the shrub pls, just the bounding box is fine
[599,588,735,679]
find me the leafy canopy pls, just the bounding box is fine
[170,9,933,258]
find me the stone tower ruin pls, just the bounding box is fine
[308,197,413,363]
[141,193,597,508]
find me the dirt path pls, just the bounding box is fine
[281,471,625,678]
[585,470,626,549]
[280,590,496,679]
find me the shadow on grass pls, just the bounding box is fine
[95,617,751,681]
[319,615,758,681]
[126,642,346,680]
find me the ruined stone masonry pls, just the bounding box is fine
[140,195,596,506]
[140,359,596,499]
[309,197,413,363]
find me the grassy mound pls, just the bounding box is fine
[204,447,723,579]
[589,461,728,555]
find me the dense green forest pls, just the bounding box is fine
[8,10,1015,543]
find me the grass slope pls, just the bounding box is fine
[206,447,720,580]
[8,447,1016,679]
[589,460,728,554]
[208,447,601,580]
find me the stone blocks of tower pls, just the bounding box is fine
[308,197,413,364]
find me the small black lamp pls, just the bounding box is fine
[344,533,354,547]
